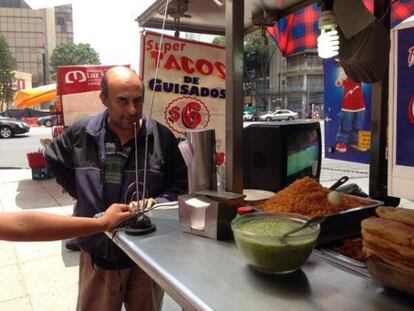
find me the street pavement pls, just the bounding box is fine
[0,156,412,310]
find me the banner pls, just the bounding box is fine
[323,58,372,164]
[56,65,127,125]
[388,21,414,200]
[396,26,414,166]
[140,32,226,154]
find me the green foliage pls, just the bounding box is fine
[212,36,225,46]
[213,30,275,107]
[0,33,16,111]
[49,42,101,79]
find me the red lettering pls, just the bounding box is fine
[153,52,225,79]
[195,59,213,75]
[168,106,180,123]
[146,39,154,51]
[181,56,195,74]
[215,62,226,80]
[164,54,181,71]
[408,96,414,124]
[150,51,164,68]
[182,102,202,129]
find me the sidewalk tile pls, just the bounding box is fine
[0,297,32,311]
[30,283,77,311]
[0,241,18,268]
[0,264,27,302]
[20,255,79,296]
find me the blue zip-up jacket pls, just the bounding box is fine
[44,110,187,267]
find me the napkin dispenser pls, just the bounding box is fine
[178,190,244,240]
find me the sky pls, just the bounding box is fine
[27,0,414,72]
[26,0,159,71]
[72,0,156,71]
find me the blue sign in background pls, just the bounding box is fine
[323,58,372,164]
[396,27,414,167]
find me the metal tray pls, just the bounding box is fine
[316,194,383,245]
[313,236,369,277]
[313,248,370,277]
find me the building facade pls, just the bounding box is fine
[0,0,73,86]
[245,34,324,119]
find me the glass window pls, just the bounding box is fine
[56,15,65,25]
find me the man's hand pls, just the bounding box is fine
[128,198,158,213]
[99,203,134,231]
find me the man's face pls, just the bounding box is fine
[101,74,144,132]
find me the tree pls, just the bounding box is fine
[0,33,16,112]
[243,31,276,108]
[49,42,101,79]
[212,36,224,46]
[212,30,276,108]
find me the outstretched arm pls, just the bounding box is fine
[0,203,133,242]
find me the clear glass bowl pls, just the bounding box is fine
[231,212,320,274]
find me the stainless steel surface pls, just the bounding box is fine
[225,0,244,194]
[178,191,241,240]
[178,194,219,239]
[108,207,414,311]
[136,0,315,35]
[185,129,217,193]
[313,249,371,278]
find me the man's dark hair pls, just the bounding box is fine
[100,73,110,98]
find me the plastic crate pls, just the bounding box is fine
[31,167,53,180]
[27,152,47,168]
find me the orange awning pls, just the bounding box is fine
[14,84,56,108]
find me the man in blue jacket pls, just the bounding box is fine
[45,66,188,311]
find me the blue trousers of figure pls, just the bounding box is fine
[336,110,365,144]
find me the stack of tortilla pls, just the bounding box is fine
[361,206,414,273]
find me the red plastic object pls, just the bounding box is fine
[27,152,46,168]
[237,206,254,215]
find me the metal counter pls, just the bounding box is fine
[107,207,414,311]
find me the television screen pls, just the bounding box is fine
[243,121,321,192]
[286,129,320,182]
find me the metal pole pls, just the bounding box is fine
[369,0,399,205]
[225,0,244,193]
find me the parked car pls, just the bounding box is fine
[0,116,30,138]
[243,111,254,121]
[37,115,52,127]
[259,109,299,121]
[0,108,49,119]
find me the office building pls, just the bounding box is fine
[0,0,73,86]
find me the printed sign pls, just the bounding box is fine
[396,27,414,166]
[140,32,226,153]
[323,58,372,164]
[57,65,119,95]
[56,65,128,125]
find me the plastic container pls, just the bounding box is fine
[367,260,414,296]
[231,212,320,274]
[27,152,46,168]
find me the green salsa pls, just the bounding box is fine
[234,218,317,274]
[240,219,314,236]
